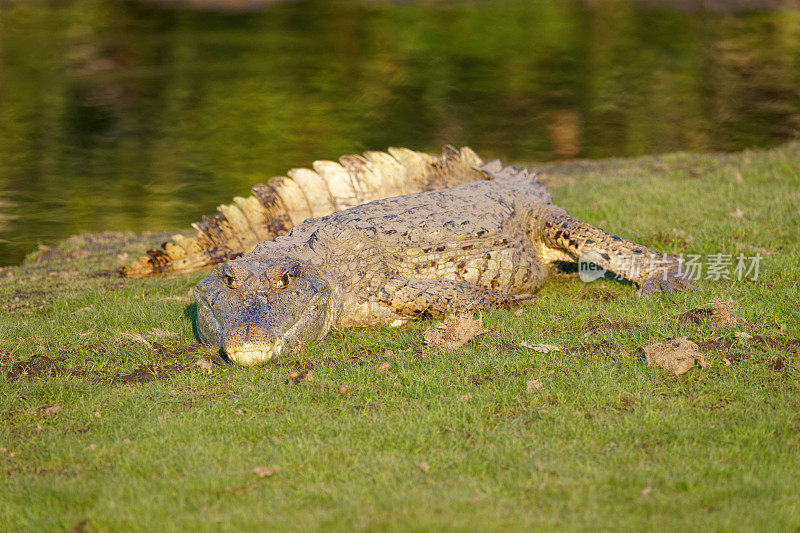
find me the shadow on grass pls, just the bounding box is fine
[183,302,199,342]
[552,260,636,286]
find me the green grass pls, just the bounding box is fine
[2,143,800,531]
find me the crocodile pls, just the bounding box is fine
[121,146,487,277]
[194,157,693,366]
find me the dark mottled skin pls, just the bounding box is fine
[195,162,693,366]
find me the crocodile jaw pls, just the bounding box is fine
[224,303,318,366]
[228,339,287,366]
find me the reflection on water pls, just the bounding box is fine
[1,0,799,264]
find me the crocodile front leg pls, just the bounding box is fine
[532,206,694,297]
[376,276,534,317]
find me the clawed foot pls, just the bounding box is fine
[636,269,695,298]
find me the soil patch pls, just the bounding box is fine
[4,354,99,382]
[153,343,203,358]
[690,335,800,364]
[116,363,190,384]
[677,299,737,326]
[694,334,800,353]
[769,358,785,371]
[115,344,219,383]
[4,343,214,384]
[563,340,614,357]
[581,288,618,302]
[6,355,68,381]
[348,345,382,360]
[2,288,51,313]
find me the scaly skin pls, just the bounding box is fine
[120,146,486,277]
[195,163,693,366]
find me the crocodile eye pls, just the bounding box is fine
[275,272,291,289]
[274,263,303,289]
[223,273,235,289]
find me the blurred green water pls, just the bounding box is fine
[0,0,799,265]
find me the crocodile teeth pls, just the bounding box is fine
[230,348,274,366]
[227,337,288,366]
[273,339,285,357]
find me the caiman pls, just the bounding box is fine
[189,150,693,366]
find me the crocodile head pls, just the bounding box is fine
[193,257,336,366]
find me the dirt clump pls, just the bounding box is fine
[286,369,315,385]
[769,358,785,371]
[635,337,707,376]
[677,298,737,326]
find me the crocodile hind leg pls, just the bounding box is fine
[531,206,694,297]
[376,276,535,317]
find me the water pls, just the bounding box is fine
[1,0,799,265]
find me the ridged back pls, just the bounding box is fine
[120,146,487,277]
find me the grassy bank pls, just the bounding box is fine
[1,143,799,531]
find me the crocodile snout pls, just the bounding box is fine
[223,323,286,366]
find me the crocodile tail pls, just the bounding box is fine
[119,145,487,277]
